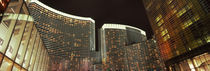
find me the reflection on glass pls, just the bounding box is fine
[0,1,50,71]
[28,38,40,71]
[20,68,27,71]
[37,48,46,71]
[5,15,27,60]
[15,22,33,64]
[0,53,3,64]
[33,47,43,71]
[12,63,21,71]
[0,37,3,47]
[23,27,37,69]
[170,53,210,71]
[0,0,22,53]
[0,57,13,71]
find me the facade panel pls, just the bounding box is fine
[100,24,164,71]
[0,0,50,71]
[143,0,210,70]
[28,1,95,71]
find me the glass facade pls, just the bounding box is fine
[124,43,147,71]
[28,1,95,71]
[0,0,173,71]
[100,24,164,71]
[124,38,165,71]
[100,24,144,71]
[143,0,210,70]
[0,0,50,71]
[145,39,165,71]
[103,28,128,70]
[169,53,210,71]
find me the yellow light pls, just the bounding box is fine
[171,5,175,9]
[155,15,162,22]
[182,20,193,29]
[187,3,193,9]
[157,19,164,26]
[176,8,186,17]
[167,0,173,4]
[161,29,168,36]
[163,34,170,41]
[160,26,164,31]
[172,9,177,14]
[193,15,200,21]
[207,36,210,43]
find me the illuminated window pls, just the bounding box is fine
[172,9,177,14]
[187,3,193,9]
[176,8,187,17]
[155,15,162,22]
[163,34,170,41]
[161,29,168,36]
[177,4,192,17]
[171,5,175,9]
[182,19,193,29]
[193,15,200,21]
[206,35,210,43]
[157,19,164,26]
[167,0,173,4]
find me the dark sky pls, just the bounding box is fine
[39,0,153,38]
[39,0,153,50]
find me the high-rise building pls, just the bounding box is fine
[145,38,165,71]
[124,37,165,71]
[0,0,50,71]
[143,0,210,70]
[100,24,128,71]
[0,0,170,71]
[28,0,95,71]
[124,43,147,71]
[100,24,147,70]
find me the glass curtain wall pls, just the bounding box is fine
[169,53,210,71]
[0,0,50,71]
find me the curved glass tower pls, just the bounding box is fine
[100,24,146,71]
[28,0,95,71]
[100,24,164,71]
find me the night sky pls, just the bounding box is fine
[39,0,153,50]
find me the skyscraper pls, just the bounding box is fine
[100,24,148,70]
[0,0,50,71]
[123,37,164,71]
[143,0,210,70]
[100,24,128,71]
[28,0,95,71]
[145,38,165,71]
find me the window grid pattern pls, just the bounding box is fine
[0,1,50,71]
[28,2,95,71]
[143,0,210,60]
[143,0,210,70]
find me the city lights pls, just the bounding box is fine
[0,0,209,71]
